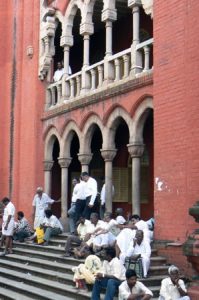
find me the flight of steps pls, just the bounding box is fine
[0,234,168,300]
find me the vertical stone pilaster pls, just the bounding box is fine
[128,143,144,215]
[58,157,71,230]
[43,160,54,196]
[101,149,117,212]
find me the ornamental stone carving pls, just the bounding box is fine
[141,0,153,18]
[101,149,117,162]
[80,22,94,36]
[127,143,144,158]
[128,0,142,8]
[43,160,54,171]
[101,9,117,22]
[78,153,93,165]
[58,157,72,168]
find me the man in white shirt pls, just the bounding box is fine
[63,216,91,257]
[32,187,57,229]
[119,269,153,300]
[0,197,15,256]
[100,177,115,219]
[41,209,63,246]
[124,230,151,278]
[68,178,79,234]
[74,179,87,224]
[53,62,72,82]
[91,247,126,300]
[159,265,190,300]
[81,172,98,219]
[116,215,150,260]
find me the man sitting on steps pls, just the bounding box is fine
[63,216,91,257]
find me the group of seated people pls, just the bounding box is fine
[62,210,190,300]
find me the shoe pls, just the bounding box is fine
[0,251,8,256]
[42,241,48,246]
[62,253,71,257]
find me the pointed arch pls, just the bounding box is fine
[104,107,132,149]
[60,121,81,157]
[81,114,104,153]
[44,127,61,160]
[131,96,153,143]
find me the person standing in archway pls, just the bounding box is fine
[81,172,98,220]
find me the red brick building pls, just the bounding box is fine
[0,0,199,289]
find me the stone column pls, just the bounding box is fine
[43,160,54,196]
[102,8,117,57]
[60,35,73,99]
[128,0,142,75]
[58,157,71,230]
[78,153,93,173]
[101,149,117,212]
[102,8,117,84]
[128,143,144,215]
[80,22,94,94]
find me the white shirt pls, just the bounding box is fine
[77,220,91,240]
[3,202,15,222]
[159,277,187,300]
[84,177,98,205]
[53,67,72,82]
[116,216,126,224]
[87,220,106,234]
[42,215,63,231]
[102,257,126,281]
[32,193,54,218]
[72,181,86,203]
[53,68,64,82]
[119,280,153,300]
[100,184,115,205]
[126,239,151,259]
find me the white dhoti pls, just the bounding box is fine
[141,255,150,277]
[2,219,15,236]
[116,228,136,254]
[93,232,116,247]
[34,216,44,229]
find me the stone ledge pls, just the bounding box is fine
[42,72,153,121]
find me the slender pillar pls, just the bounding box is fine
[102,7,117,83]
[78,153,93,173]
[83,34,90,67]
[101,149,117,212]
[63,45,70,75]
[43,160,54,196]
[128,0,142,75]
[128,143,144,215]
[105,21,113,56]
[58,157,71,222]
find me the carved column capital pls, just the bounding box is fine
[127,143,144,158]
[43,160,54,171]
[60,35,74,47]
[102,9,117,22]
[58,157,72,168]
[78,153,93,165]
[80,22,94,36]
[128,0,142,8]
[101,149,117,162]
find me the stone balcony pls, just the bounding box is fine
[44,38,153,116]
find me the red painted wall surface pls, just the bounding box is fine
[0,1,45,221]
[154,0,199,244]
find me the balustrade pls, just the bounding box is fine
[45,39,153,109]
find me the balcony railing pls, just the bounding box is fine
[46,38,153,109]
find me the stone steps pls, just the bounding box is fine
[0,236,168,299]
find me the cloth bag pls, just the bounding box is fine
[35,227,45,244]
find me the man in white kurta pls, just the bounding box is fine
[1,197,15,255]
[81,172,98,219]
[32,187,55,229]
[53,62,72,82]
[119,269,153,300]
[159,265,190,300]
[121,230,151,278]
